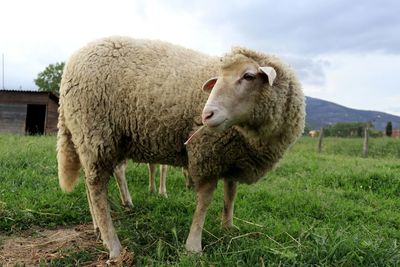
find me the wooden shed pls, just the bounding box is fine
[0,90,59,135]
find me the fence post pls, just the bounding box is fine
[363,126,369,158]
[318,127,324,153]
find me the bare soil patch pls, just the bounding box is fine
[0,224,133,266]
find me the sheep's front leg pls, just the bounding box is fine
[222,179,237,229]
[185,180,217,252]
[147,164,156,193]
[114,160,133,208]
[158,165,168,197]
[86,176,122,259]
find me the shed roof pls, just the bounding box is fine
[0,90,59,104]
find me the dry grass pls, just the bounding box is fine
[0,224,133,266]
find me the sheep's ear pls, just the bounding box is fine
[259,66,276,86]
[202,77,218,92]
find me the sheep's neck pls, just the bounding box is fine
[232,126,284,176]
[234,125,277,149]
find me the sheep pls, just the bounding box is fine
[147,164,168,196]
[115,162,191,205]
[57,36,305,259]
[114,162,168,207]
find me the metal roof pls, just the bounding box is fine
[0,89,59,103]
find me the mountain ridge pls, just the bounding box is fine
[305,97,400,131]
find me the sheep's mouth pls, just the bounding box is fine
[184,119,230,145]
[205,118,229,132]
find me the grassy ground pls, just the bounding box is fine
[0,134,399,266]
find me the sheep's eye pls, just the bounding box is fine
[243,73,256,81]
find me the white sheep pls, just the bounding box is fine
[57,36,305,259]
[114,162,168,208]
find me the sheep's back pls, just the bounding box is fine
[60,36,218,166]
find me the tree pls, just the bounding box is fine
[34,62,65,95]
[385,121,393,137]
[323,122,373,137]
[303,123,312,136]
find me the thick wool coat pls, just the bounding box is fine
[57,36,304,190]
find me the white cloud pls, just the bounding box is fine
[1,0,400,116]
[304,53,400,115]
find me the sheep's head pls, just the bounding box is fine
[201,54,276,132]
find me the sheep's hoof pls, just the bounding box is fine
[221,217,240,231]
[149,187,156,193]
[108,248,122,260]
[123,202,134,211]
[106,247,134,265]
[107,239,123,259]
[223,223,240,231]
[159,192,168,198]
[185,241,202,253]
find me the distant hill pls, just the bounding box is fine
[305,97,400,131]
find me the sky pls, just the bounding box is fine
[1,0,399,115]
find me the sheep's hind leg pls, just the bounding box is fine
[85,185,99,235]
[148,164,156,193]
[222,179,238,229]
[85,172,122,259]
[185,179,217,253]
[114,160,133,208]
[158,165,168,197]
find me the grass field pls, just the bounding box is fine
[0,134,399,266]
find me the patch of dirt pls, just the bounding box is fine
[0,224,133,266]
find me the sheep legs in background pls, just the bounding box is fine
[222,179,237,229]
[148,163,157,193]
[148,164,168,196]
[182,167,194,189]
[115,161,168,205]
[114,160,133,208]
[158,164,168,196]
[185,180,217,252]
[85,173,122,259]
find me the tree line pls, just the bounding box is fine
[311,121,395,138]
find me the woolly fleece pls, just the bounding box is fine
[57,37,304,190]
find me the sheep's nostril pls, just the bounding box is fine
[205,111,214,120]
[202,110,214,123]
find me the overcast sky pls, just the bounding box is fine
[1,0,399,115]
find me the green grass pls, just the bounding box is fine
[1,134,400,266]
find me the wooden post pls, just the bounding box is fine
[317,127,324,153]
[363,126,369,158]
